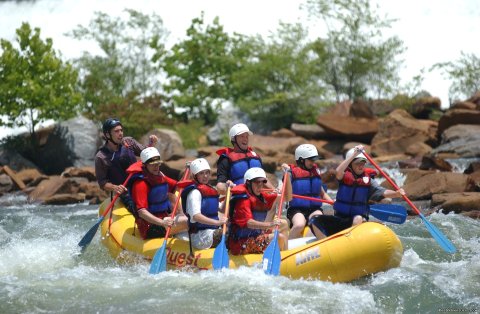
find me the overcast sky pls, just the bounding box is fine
[1,0,479,137]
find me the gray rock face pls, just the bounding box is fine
[59,116,101,168]
[432,124,480,157]
[207,104,252,145]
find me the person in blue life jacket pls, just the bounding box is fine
[215,123,276,195]
[128,147,188,239]
[180,158,228,250]
[281,144,333,239]
[94,118,158,204]
[228,167,289,255]
[309,145,405,239]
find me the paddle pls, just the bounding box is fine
[262,171,289,276]
[149,167,191,274]
[361,150,456,254]
[212,186,231,270]
[78,172,134,251]
[289,193,407,224]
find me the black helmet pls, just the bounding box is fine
[102,118,122,134]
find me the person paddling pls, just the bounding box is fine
[180,158,227,249]
[309,145,405,239]
[215,123,276,195]
[128,147,188,239]
[281,144,333,239]
[228,167,288,255]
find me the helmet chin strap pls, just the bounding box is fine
[105,132,121,147]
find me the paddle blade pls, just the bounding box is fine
[419,213,456,254]
[78,216,104,251]
[370,204,407,224]
[262,230,281,276]
[212,236,229,270]
[149,240,168,274]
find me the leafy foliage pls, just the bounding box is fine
[0,23,82,136]
[232,23,329,130]
[305,0,405,101]
[431,52,480,104]
[67,9,168,117]
[160,13,246,125]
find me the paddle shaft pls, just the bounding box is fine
[162,168,191,241]
[361,153,420,215]
[274,172,289,229]
[222,186,231,235]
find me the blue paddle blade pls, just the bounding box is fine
[262,230,281,276]
[149,240,167,274]
[370,204,407,224]
[78,216,104,250]
[419,213,457,254]
[212,235,229,270]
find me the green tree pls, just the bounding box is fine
[67,9,168,117]
[0,22,82,137]
[232,23,329,130]
[305,0,405,101]
[431,52,480,104]
[160,13,246,125]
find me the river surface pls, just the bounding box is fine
[1,163,479,313]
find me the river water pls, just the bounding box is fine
[1,163,479,313]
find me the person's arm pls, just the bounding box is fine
[336,145,364,180]
[216,157,233,194]
[383,188,405,199]
[320,186,333,202]
[132,181,171,227]
[95,153,127,195]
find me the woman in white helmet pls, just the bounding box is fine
[215,123,275,194]
[309,145,405,239]
[227,167,288,255]
[127,147,188,239]
[281,144,333,239]
[179,158,228,249]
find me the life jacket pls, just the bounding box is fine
[128,173,171,214]
[230,185,276,239]
[181,182,220,233]
[217,147,262,185]
[100,144,137,185]
[333,168,377,218]
[288,164,323,209]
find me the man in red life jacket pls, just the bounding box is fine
[215,123,276,195]
[228,167,289,255]
[281,144,333,239]
[128,147,188,239]
[180,158,227,249]
[310,145,405,239]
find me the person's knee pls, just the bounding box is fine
[352,215,363,225]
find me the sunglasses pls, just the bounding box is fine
[252,179,267,184]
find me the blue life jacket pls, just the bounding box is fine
[223,148,263,185]
[333,168,372,218]
[289,165,323,209]
[181,183,220,232]
[129,173,171,214]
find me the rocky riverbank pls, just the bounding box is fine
[1,94,480,219]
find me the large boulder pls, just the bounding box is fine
[437,109,480,138]
[28,176,79,203]
[431,124,480,158]
[316,113,378,142]
[371,109,437,156]
[142,129,185,161]
[403,172,472,200]
[207,104,252,145]
[431,192,480,213]
[290,123,329,139]
[409,96,441,119]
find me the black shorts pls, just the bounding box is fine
[287,207,323,227]
[309,215,353,237]
[146,224,167,239]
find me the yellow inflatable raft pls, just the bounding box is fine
[99,199,403,282]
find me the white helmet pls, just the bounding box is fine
[141,147,162,164]
[190,158,211,175]
[229,123,253,140]
[295,144,319,161]
[345,148,367,161]
[243,167,267,182]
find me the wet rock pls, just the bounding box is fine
[431,192,480,213]
[403,172,472,200]
[419,155,453,171]
[61,166,96,181]
[432,124,480,158]
[371,109,437,156]
[0,174,13,193]
[43,193,86,205]
[28,176,79,203]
